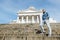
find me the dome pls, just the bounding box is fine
[28,6,36,10]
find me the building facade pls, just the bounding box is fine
[10,6,56,24]
[10,7,43,24]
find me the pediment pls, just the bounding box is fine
[17,6,41,13]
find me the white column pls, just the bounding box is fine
[26,16,28,23]
[37,16,39,23]
[32,16,35,23]
[39,13,43,24]
[17,16,20,23]
[22,16,24,23]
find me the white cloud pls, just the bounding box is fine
[49,18,57,23]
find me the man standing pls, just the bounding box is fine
[40,9,52,37]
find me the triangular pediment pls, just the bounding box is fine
[23,6,38,12]
[17,6,41,13]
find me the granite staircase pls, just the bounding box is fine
[0,23,60,40]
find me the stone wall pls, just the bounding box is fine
[0,23,60,40]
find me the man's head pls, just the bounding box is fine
[42,9,46,13]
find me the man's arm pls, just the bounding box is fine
[46,12,49,20]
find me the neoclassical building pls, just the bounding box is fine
[10,6,56,24]
[0,7,60,40]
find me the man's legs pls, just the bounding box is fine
[45,20,52,37]
[40,21,45,33]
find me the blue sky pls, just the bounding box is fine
[0,0,60,24]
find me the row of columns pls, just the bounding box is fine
[17,16,39,23]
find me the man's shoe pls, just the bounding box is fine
[46,34,51,37]
[36,30,42,34]
[48,35,51,37]
[43,31,46,33]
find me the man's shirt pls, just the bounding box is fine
[42,12,49,20]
